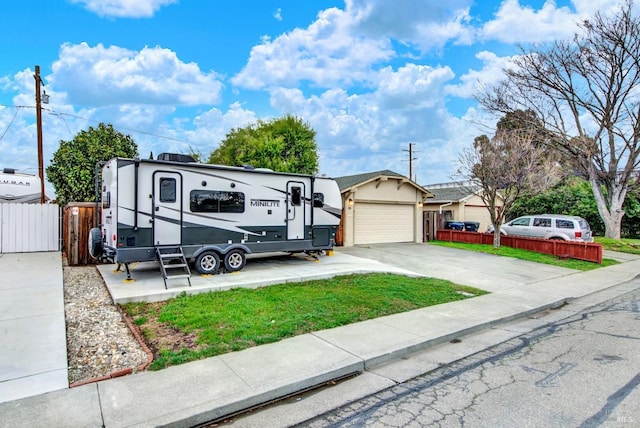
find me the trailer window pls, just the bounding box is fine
[313,192,324,208]
[102,191,111,209]
[190,190,245,213]
[291,186,302,206]
[159,178,176,202]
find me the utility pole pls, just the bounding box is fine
[34,65,46,203]
[403,143,418,181]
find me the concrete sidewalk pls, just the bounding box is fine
[1,245,640,427]
[0,252,67,403]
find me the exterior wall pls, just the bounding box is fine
[424,193,503,232]
[341,178,425,247]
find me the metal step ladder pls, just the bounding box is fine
[156,246,192,289]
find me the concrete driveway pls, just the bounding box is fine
[100,242,583,304]
[337,243,579,293]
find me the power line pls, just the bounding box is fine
[0,103,190,144]
[0,106,22,141]
[47,110,191,144]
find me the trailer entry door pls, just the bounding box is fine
[287,181,305,240]
[153,172,182,246]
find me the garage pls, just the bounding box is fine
[354,203,414,244]
[335,170,433,247]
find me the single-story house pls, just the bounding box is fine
[335,170,433,246]
[422,182,504,233]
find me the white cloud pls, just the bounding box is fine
[232,6,394,90]
[266,63,470,182]
[70,0,178,18]
[570,0,624,16]
[445,51,513,98]
[187,102,258,150]
[479,0,621,43]
[274,8,283,21]
[51,43,224,107]
[376,63,455,109]
[349,0,476,50]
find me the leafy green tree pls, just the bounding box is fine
[208,115,319,174]
[46,123,138,206]
[511,177,640,238]
[510,177,604,235]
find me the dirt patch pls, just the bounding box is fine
[125,303,204,358]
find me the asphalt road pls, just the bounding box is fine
[298,279,640,427]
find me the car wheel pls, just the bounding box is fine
[195,251,220,274]
[88,228,103,259]
[224,249,246,272]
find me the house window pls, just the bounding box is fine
[190,190,245,213]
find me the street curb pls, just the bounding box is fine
[170,299,570,427]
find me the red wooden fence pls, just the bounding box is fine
[436,230,602,264]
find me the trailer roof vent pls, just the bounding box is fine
[3,168,16,174]
[157,153,196,163]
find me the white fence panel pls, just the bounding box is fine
[0,203,60,253]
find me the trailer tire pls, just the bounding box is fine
[195,251,221,275]
[88,228,103,259]
[224,249,246,272]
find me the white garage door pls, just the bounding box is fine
[354,203,414,244]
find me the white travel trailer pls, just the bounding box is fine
[0,168,41,203]
[89,155,342,282]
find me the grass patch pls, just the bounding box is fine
[121,273,486,370]
[595,237,640,254]
[431,240,618,270]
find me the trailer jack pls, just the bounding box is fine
[116,262,134,281]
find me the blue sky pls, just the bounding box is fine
[0,0,622,196]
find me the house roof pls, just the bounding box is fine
[335,170,434,197]
[422,184,482,204]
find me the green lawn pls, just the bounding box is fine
[430,240,618,270]
[122,273,487,370]
[595,237,640,254]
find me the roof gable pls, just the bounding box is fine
[335,170,433,197]
[335,170,403,190]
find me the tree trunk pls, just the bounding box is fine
[589,172,626,239]
[493,228,501,249]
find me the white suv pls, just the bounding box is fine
[489,214,594,242]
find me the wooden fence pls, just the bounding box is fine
[436,229,603,264]
[0,203,60,253]
[63,202,99,266]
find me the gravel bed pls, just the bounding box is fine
[63,264,148,385]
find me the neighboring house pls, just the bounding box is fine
[422,182,504,233]
[335,170,433,246]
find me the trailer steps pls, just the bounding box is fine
[156,246,192,289]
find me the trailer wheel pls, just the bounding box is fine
[224,249,246,272]
[88,228,103,259]
[195,251,220,275]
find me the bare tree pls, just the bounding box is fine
[456,127,563,248]
[478,0,640,238]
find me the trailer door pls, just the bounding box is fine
[153,172,182,246]
[287,181,305,240]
